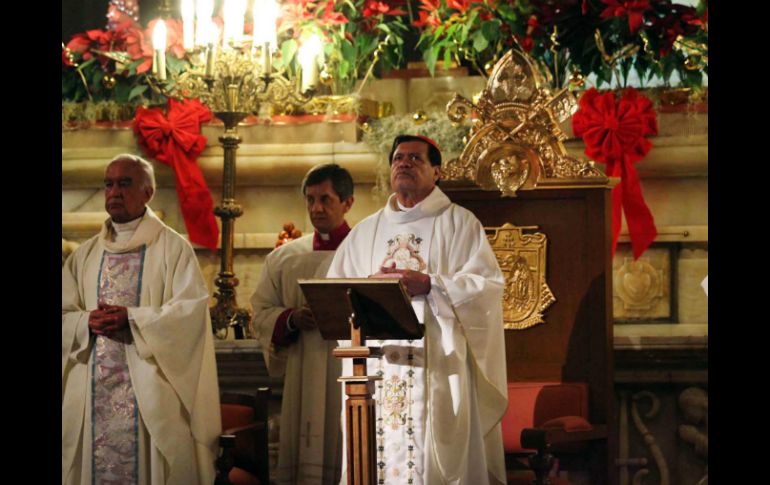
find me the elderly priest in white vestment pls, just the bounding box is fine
[327,135,508,485]
[251,164,355,484]
[62,154,221,485]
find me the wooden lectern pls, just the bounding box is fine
[299,279,423,485]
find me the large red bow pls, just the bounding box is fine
[572,87,658,259]
[134,98,219,249]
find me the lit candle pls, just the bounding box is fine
[253,0,278,48]
[298,35,323,93]
[152,20,168,81]
[182,0,195,50]
[253,0,279,75]
[223,0,247,48]
[195,0,214,47]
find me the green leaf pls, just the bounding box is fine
[434,25,445,41]
[341,39,357,63]
[281,39,299,67]
[129,84,149,101]
[377,23,392,34]
[481,19,501,41]
[472,30,489,52]
[114,82,131,103]
[443,47,452,69]
[424,45,439,76]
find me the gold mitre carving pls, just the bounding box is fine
[486,223,555,330]
[444,49,606,196]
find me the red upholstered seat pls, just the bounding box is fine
[501,382,590,453]
[222,403,256,431]
[228,466,261,485]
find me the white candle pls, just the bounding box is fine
[199,19,218,77]
[298,35,323,92]
[152,20,168,81]
[253,0,278,48]
[181,0,195,50]
[223,0,247,48]
[195,0,214,47]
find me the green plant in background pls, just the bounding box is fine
[274,0,410,94]
[412,0,708,88]
[362,111,471,195]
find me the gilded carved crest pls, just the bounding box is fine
[486,223,555,330]
[445,49,605,195]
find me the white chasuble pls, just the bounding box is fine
[328,187,508,485]
[62,208,221,485]
[251,235,343,485]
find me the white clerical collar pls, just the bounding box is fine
[385,186,451,223]
[318,232,330,241]
[110,217,143,243]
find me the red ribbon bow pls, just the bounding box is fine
[134,98,219,250]
[572,87,658,259]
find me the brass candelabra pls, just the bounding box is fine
[154,42,314,339]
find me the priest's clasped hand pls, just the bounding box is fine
[88,302,129,337]
[371,264,431,296]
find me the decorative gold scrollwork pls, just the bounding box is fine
[486,223,555,330]
[445,49,605,195]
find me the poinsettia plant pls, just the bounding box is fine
[62,11,191,105]
[412,0,708,88]
[274,0,410,94]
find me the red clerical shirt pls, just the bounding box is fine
[271,221,351,346]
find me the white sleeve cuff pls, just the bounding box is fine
[426,274,455,319]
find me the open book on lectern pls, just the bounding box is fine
[298,278,424,341]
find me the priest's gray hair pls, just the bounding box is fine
[107,153,157,199]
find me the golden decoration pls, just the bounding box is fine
[101,75,117,90]
[412,110,429,125]
[569,69,585,89]
[614,257,665,312]
[300,94,359,116]
[444,49,605,195]
[359,98,394,119]
[319,69,335,87]
[486,223,555,330]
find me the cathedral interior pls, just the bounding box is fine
[62,1,708,483]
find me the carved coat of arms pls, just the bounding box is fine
[486,223,556,330]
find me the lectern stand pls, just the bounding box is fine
[299,279,423,485]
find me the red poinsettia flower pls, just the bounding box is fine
[515,15,539,52]
[413,0,441,29]
[652,5,700,56]
[66,31,98,61]
[417,0,441,14]
[447,0,481,13]
[124,26,154,73]
[319,0,349,25]
[363,0,406,18]
[413,10,441,29]
[600,0,651,34]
